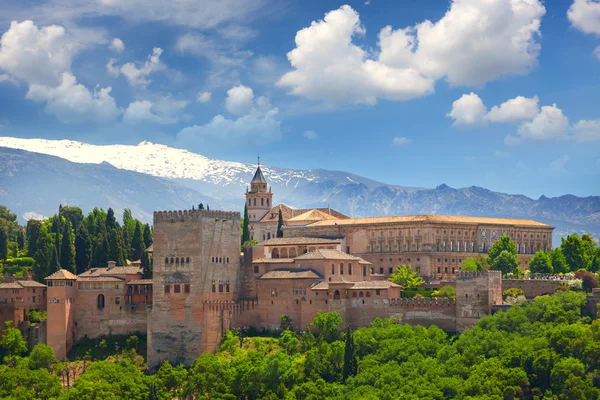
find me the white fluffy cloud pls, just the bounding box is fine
[277,5,434,105]
[197,91,212,103]
[392,137,413,146]
[446,93,488,127]
[109,38,125,52]
[26,72,120,123]
[278,1,545,105]
[0,20,80,86]
[225,85,254,115]
[107,47,163,87]
[511,104,570,142]
[571,119,600,141]
[303,130,318,140]
[485,96,540,124]
[568,0,600,35]
[123,95,187,125]
[177,85,280,147]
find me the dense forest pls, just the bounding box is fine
[0,205,152,280]
[0,291,598,399]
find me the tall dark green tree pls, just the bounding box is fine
[131,222,144,261]
[91,233,109,268]
[551,248,569,274]
[141,250,152,279]
[106,208,117,231]
[198,203,204,210]
[26,219,42,257]
[529,250,553,275]
[33,225,53,281]
[48,245,60,275]
[343,326,357,382]
[561,234,590,271]
[59,206,83,234]
[206,204,210,211]
[242,204,250,246]
[60,222,75,272]
[0,227,7,261]
[16,230,25,251]
[276,208,284,238]
[75,222,92,274]
[108,228,127,266]
[143,224,153,249]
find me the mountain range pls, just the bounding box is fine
[0,136,598,245]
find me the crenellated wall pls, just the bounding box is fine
[502,279,565,299]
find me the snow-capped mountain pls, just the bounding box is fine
[1,136,599,246]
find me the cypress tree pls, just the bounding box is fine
[26,220,42,257]
[75,222,92,274]
[141,250,152,279]
[343,326,357,382]
[33,225,53,281]
[53,229,61,265]
[131,222,144,261]
[198,203,204,210]
[60,222,75,272]
[16,230,25,251]
[91,233,109,268]
[143,224,153,249]
[242,204,250,246]
[106,208,117,231]
[108,229,127,266]
[49,245,60,274]
[276,208,284,238]
[206,204,210,211]
[0,228,7,261]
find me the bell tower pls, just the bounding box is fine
[245,158,273,223]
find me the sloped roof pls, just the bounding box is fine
[146,244,153,253]
[0,282,23,289]
[127,279,153,285]
[251,166,267,184]
[77,276,124,282]
[295,249,371,264]
[46,269,78,280]
[312,280,402,291]
[306,214,551,228]
[78,266,143,278]
[15,280,47,288]
[260,269,322,279]
[259,237,341,246]
[251,258,295,264]
[258,204,349,223]
[287,209,339,222]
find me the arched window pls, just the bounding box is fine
[334,290,341,300]
[248,199,251,206]
[211,257,215,263]
[352,292,357,297]
[170,257,174,263]
[267,199,269,206]
[186,257,190,263]
[267,232,271,239]
[176,257,179,263]
[165,257,169,263]
[226,257,229,263]
[219,257,222,263]
[359,291,364,298]
[97,294,105,309]
[366,291,371,298]
[261,198,264,206]
[253,198,256,206]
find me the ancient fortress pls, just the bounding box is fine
[1,164,559,365]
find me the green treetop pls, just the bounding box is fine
[389,264,424,288]
[276,208,284,238]
[529,250,553,275]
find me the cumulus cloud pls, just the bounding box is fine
[197,91,212,103]
[225,85,254,115]
[303,130,318,140]
[568,0,600,35]
[510,104,570,143]
[277,5,434,105]
[0,20,80,86]
[392,137,413,146]
[571,119,600,141]
[123,95,187,125]
[446,93,487,127]
[26,72,120,124]
[486,96,539,123]
[109,38,125,52]
[107,47,163,87]
[177,85,280,147]
[278,1,545,105]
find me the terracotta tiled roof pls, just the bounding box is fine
[311,280,402,290]
[15,280,47,288]
[295,249,371,264]
[78,266,143,278]
[259,237,342,246]
[0,282,23,289]
[46,269,78,280]
[146,244,153,253]
[251,258,295,264]
[287,209,339,222]
[127,279,153,285]
[77,276,124,282]
[260,269,323,279]
[306,214,551,228]
[258,204,349,223]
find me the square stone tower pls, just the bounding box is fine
[148,209,241,368]
[455,270,502,333]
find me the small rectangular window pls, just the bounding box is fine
[174,284,181,293]
[184,284,190,293]
[376,290,380,296]
[212,284,216,293]
[340,263,344,275]
[115,297,121,305]
[253,266,259,273]
[379,267,383,274]
[348,263,352,275]
[226,283,230,293]
[164,285,170,294]
[218,284,223,293]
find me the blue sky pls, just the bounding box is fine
[0,0,599,198]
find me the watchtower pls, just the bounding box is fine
[455,270,502,333]
[245,161,273,223]
[45,269,78,360]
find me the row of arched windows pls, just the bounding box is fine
[165,257,190,264]
[211,256,230,263]
[247,198,270,207]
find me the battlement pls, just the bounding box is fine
[153,209,241,223]
[456,270,501,281]
[389,297,456,307]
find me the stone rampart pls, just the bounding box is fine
[154,210,240,222]
[502,279,564,299]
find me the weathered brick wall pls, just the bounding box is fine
[148,209,241,367]
[502,279,564,299]
[18,320,47,350]
[0,302,24,338]
[455,271,502,333]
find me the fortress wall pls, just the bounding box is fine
[503,279,564,299]
[148,209,241,367]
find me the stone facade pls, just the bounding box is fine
[148,209,241,368]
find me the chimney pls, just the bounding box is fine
[107,261,116,270]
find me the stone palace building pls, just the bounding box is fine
[28,163,555,365]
